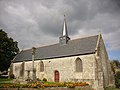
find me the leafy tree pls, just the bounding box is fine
[111,60,120,88]
[113,60,120,67]
[110,62,115,74]
[0,29,19,71]
[116,71,120,79]
[115,71,120,88]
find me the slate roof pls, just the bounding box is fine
[13,35,99,62]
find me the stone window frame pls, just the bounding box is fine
[75,57,83,72]
[40,61,44,72]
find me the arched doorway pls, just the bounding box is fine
[54,70,59,82]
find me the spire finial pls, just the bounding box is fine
[64,14,66,19]
[98,31,101,35]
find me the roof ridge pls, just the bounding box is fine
[21,48,31,51]
[70,34,99,42]
[36,43,58,49]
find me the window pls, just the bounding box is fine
[76,58,83,72]
[40,61,44,72]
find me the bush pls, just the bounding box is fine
[115,77,120,88]
[66,83,75,88]
[105,86,115,90]
[9,74,15,79]
[25,78,32,82]
[36,78,41,81]
[115,71,120,88]
[42,78,47,82]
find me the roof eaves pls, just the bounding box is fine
[13,51,95,63]
[11,50,24,63]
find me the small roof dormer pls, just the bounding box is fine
[59,15,70,45]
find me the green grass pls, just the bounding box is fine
[105,86,116,90]
[0,78,13,83]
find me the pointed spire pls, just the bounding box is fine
[62,15,68,36]
[59,15,70,45]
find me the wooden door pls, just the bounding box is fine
[54,70,59,82]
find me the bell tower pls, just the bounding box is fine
[59,15,70,45]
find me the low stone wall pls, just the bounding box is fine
[39,86,92,90]
[76,86,93,90]
[0,86,93,90]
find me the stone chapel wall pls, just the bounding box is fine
[97,36,115,88]
[13,54,96,88]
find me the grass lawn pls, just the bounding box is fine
[0,78,13,84]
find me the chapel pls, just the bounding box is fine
[10,16,115,90]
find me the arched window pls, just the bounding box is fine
[76,58,83,72]
[40,61,44,72]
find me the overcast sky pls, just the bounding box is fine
[0,0,120,60]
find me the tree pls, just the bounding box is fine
[115,71,120,88]
[113,60,120,68]
[0,29,19,71]
[110,61,115,74]
[111,60,120,88]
